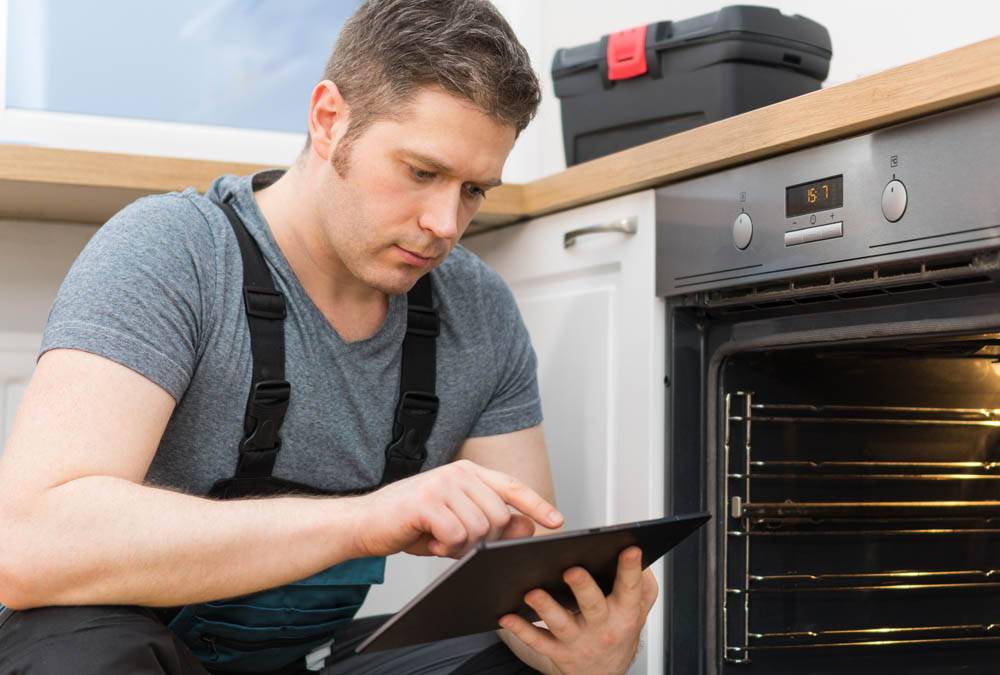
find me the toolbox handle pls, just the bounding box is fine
[606,25,648,81]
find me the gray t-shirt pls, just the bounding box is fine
[40,170,542,495]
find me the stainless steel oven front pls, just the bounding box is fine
[656,96,1000,674]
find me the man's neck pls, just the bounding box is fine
[252,168,390,342]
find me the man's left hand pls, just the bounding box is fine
[498,546,659,675]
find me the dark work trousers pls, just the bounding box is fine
[0,606,541,675]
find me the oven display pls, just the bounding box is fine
[785,174,843,217]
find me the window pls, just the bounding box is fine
[2,0,360,162]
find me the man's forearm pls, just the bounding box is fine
[0,475,364,609]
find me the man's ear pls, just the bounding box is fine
[307,80,351,161]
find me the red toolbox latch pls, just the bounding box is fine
[606,25,648,81]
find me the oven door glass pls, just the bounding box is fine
[666,287,1000,675]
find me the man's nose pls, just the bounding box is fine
[418,188,461,240]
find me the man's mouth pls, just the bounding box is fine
[395,245,436,266]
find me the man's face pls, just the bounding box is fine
[319,87,516,295]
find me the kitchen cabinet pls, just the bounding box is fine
[463,189,666,675]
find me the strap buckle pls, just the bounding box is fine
[240,379,291,452]
[244,286,287,320]
[394,390,439,438]
[406,305,439,337]
[381,391,439,483]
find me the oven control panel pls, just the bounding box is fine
[655,96,1000,297]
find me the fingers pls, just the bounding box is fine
[457,474,514,541]
[640,568,659,616]
[437,466,535,554]
[444,489,492,551]
[421,503,468,557]
[498,614,559,655]
[473,464,563,530]
[422,465,533,556]
[405,533,438,557]
[522,588,578,642]
[563,566,609,624]
[610,547,644,610]
[390,460,562,558]
[498,512,536,540]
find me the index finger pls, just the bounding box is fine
[475,467,563,529]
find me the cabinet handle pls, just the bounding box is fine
[563,217,638,248]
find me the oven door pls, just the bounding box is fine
[665,280,1000,675]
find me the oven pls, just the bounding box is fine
[655,96,1000,674]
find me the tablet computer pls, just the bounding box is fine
[355,511,711,653]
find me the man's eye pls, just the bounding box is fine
[464,184,486,199]
[411,167,435,181]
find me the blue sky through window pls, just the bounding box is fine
[7,0,360,133]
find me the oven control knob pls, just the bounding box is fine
[733,212,753,250]
[881,179,907,222]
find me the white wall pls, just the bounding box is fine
[498,0,1000,181]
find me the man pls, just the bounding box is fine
[0,1,658,673]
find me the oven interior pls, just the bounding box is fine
[716,333,1000,673]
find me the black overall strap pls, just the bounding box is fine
[217,195,290,483]
[381,275,439,484]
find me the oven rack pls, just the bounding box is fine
[731,402,1000,428]
[721,392,1000,663]
[750,568,1000,589]
[742,501,1000,518]
[742,622,1000,652]
[752,460,1000,469]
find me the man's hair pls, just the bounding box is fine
[309,0,540,164]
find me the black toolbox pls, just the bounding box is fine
[551,5,832,166]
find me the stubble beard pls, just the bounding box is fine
[329,135,435,296]
[326,171,417,297]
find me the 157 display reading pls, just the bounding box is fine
[785,175,843,218]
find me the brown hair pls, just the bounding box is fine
[307,0,540,167]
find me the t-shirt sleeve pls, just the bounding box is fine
[38,193,217,402]
[467,265,543,437]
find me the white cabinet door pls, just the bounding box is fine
[464,189,666,675]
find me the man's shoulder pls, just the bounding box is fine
[75,187,233,297]
[104,188,223,243]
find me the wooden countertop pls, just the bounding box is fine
[0,147,266,225]
[2,36,999,229]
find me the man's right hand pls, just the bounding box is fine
[350,459,563,558]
